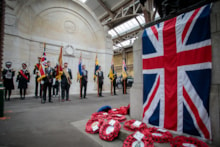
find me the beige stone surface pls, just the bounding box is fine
[3,0,113,96]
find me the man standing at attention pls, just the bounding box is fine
[61,62,72,101]
[97,66,104,97]
[16,63,30,100]
[33,57,42,98]
[42,61,54,103]
[2,61,15,101]
[81,65,88,99]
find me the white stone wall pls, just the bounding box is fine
[3,0,113,96]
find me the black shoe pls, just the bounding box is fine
[84,97,87,99]
[49,101,53,103]
[8,98,10,101]
[114,93,117,95]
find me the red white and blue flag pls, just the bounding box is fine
[37,43,47,82]
[142,5,212,140]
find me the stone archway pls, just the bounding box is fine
[4,0,113,96]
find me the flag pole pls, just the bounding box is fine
[97,76,99,97]
[80,78,82,98]
[124,79,126,94]
[41,84,43,103]
[40,42,46,103]
[111,81,113,96]
[58,81,60,102]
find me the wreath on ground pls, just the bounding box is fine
[123,119,147,132]
[171,136,209,147]
[108,105,129,115]
[90,111,109,120]
[99,119,121,141]
[85,118,104,134]
[108,114,126,122]
[142,127,173,143]
[123,131,154,147]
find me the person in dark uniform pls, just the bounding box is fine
[42,61,54,103]
[2,61,15,101]
[61,62,72,101]
[16,63,30,99]
[122,76,127,94]
[97,66,104,97]
[113,71,117,95]
[81,65,88,99]
[33,57,43,98]
[52,65,59,97]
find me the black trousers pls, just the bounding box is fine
[43,83,52,101]
[5,89,11,100]
[35,78,43,97]
[20,88,26,99]
[113,80,116,95]
[53,85,59,96]
[98,82,103,96]
[80,82,87,98]
[61,84,70,100]
[113,85,116,95]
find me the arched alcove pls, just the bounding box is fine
[3,0,113,96]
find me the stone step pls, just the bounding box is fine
[118,115,216,147]
[71,117,216,147]
[117,117,171,147]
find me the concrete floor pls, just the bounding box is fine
[0,90,129,147]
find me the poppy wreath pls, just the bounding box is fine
[123,119,147,132]
[90,111,109,120]
[99,119,121,141]
[171,136,209,147]
[108,114,127,122]
[108,108,121,115]
[143,127,173,143]
[85,118,104,134]
[119,106,129,115]
[123,131,154,147]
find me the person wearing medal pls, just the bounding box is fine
[16,63,30,100]
[61,62,72,101]
[81,65,88,99]
[33,57,43,98]
[42,61,54,103]
[2,61,15,101]
[96,66,104,97]
[113,70,117,95]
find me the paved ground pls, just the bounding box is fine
[0,90,129,147]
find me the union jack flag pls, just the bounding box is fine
[142,5,212,140]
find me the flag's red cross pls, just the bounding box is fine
[142,8,211,139]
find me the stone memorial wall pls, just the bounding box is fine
[3,0,113,96]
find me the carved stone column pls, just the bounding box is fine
[0,0,5,81]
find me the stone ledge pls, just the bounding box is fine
[71,117,217,147]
